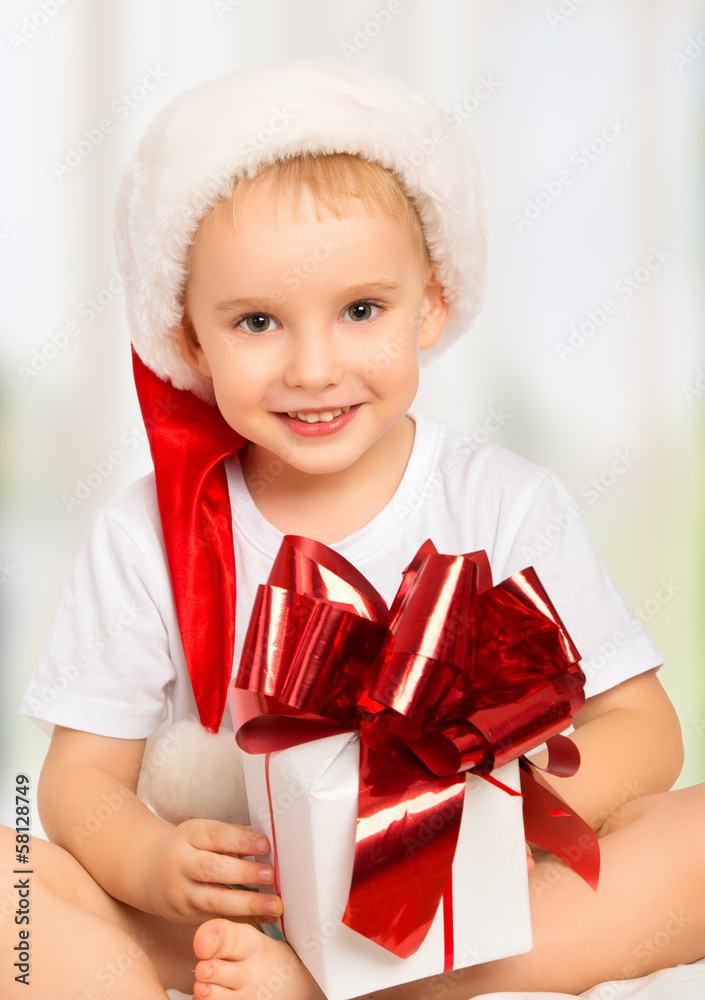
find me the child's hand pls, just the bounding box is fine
[145,818,282,925]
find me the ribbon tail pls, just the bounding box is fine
[343,741,466,958]
[520,761,600,891]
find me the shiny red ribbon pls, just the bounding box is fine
[232,535,600,959]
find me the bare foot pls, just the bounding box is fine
[193,919,324,1000]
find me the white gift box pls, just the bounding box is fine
[242,731,532,1000]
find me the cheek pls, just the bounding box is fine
[209,346,268,401]
[360,328,418,387]
[359,336,420,392]
[209,368,252,419]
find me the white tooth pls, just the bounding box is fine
[287,406,352,423]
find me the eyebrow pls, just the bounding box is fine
[339,280,402,298]
[213,296,281,315]
[212,280,403,315]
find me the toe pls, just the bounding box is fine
[194,918,262,963]
[195,957,247,991]
[194,982,241,1000]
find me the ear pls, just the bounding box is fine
[419,273,449,351]
[172,314,213,379]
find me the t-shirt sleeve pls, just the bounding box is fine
[498,471,664,700]
[19,503,178,739]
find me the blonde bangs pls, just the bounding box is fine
[227,153,431,276]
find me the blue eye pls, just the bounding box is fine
[237,313,277,334]
[345,301,381,322]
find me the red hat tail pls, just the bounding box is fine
[132,348,246,731]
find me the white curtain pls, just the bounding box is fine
[1,0,703,831]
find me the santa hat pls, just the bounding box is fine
[115,58,488,735]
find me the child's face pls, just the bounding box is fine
[180,178,448,481]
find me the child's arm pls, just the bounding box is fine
[529,669,683,830]
[37,725,282,925]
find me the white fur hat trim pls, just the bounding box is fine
[115,57,488,404]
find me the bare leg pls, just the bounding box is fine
[4,877,171,999]
[0,827,197,998]
[192,784,705,999]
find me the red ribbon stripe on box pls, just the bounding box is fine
[232,535,600,960]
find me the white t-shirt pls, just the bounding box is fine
[20,413,663,740]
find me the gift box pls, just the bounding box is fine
[232,535,599,1000]
[241,734,532,1000]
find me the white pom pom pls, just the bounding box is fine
[138,719,250,827]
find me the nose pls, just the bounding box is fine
[283,327,345,391]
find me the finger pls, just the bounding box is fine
[184,849,275,888]
[526,843,536,876]
[185,819,270,858]
[191,884,283,921]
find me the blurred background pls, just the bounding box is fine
[1,0,704,834]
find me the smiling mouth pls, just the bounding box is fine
[284,406,352,424]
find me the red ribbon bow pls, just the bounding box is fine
[232,535,600,959]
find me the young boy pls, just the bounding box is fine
[7,59,705,999]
